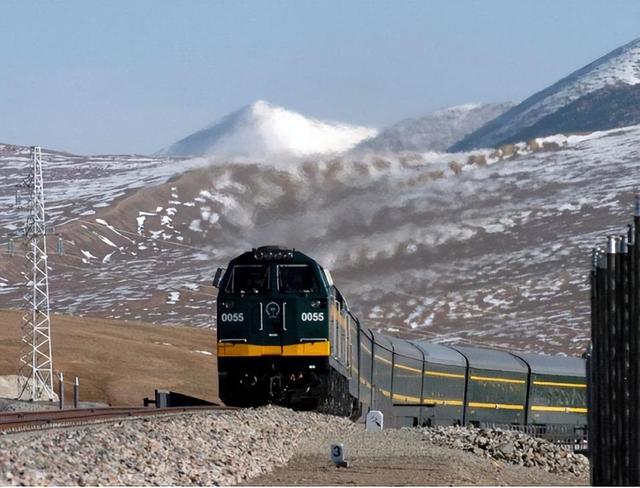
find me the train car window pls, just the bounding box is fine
[277,264,319,293]
[226,265,269,294]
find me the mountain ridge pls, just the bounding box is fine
[353,102,514,154]
[452,37,640,151]
[505,82,640,143]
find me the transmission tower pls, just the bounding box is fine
[15,146,55,401]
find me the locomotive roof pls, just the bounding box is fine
[451,345,529,373]
[511,352,585,377]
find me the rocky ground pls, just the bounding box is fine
[0,398,108,412]
[418,425,589,475]
[0,406,589,486]
[0,399,60,412]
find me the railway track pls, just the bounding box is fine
[0,406,236,435]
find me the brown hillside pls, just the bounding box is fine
[0,310,218,406]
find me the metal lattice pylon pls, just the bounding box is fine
[16,146,55,401]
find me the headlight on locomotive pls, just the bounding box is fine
[253,247,295,261]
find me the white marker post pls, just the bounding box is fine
[365,410,383,431]
[330,443,349,468]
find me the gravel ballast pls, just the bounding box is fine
[416,425,589,476]
[0,406,353,486]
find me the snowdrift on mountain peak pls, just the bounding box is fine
[159,100,377,159]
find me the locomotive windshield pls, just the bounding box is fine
[277,264,319,293]
[226,265,269,294]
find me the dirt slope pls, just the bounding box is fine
[248,452,588,486]
[0,310,218,406]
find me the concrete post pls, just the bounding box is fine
[58,372,64,410]
[73,377,79,409]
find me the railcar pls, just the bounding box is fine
[214,246,587,434]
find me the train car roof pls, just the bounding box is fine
[452,345,528,373]
[411,341,467,368]
[511,352,586,377]
[360,327,374,342]
[389,337,423,362]
[370,329,393,353]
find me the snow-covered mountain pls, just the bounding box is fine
[452,37,640,151]
[159,100,377,158]
[352,102,513,153]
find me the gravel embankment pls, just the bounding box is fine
[0,406,353,486]
[416,425,589,475]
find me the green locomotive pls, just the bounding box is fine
[214,246,357,415]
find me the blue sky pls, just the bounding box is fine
[1,0,639,155]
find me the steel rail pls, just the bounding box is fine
[0,406,236,435]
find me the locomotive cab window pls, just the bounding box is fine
[277,264,319,293]
[225,265,269,294]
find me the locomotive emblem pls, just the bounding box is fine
[265,301,281,319]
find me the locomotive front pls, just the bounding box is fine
[213,246,333,408]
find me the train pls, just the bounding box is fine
[214,246,587,433]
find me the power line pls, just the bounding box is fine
[75,218,220,257]
[0,240,218,300]
[52,260,216,300]
[3,241,216,298]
